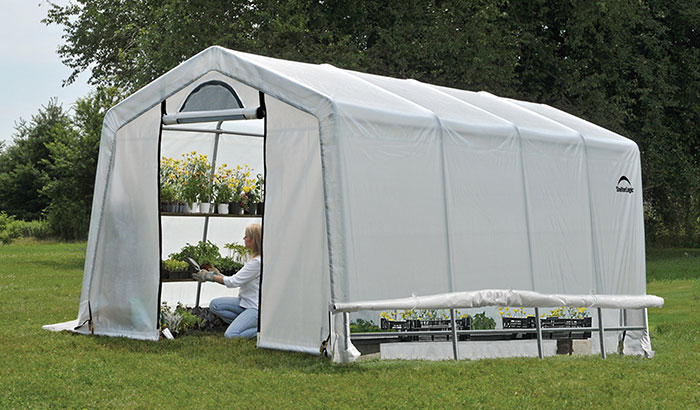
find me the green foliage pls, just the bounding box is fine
[350,318,381,333]
[0,88,121,241]
[168,242,243,274]
[16,219,53,240]
[0,215,53,244]
[169,240,222,267]
[0,212,22,244]
[175,303,202,333]
[159,302,203,334]
[224,241,250,264]
[0,99,71,221]
[41,0,700,247]
[216,256,243,275]
[41,87,121,241]
[161,258,188,272]
[471,311,496,330]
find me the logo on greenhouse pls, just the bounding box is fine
[616,176,634,194]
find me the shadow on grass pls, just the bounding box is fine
[79,331,367,375]
[28,257,85,272]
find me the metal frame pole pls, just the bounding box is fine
[195,121,223,308]
[343,312,352,349]
[534,307,544,359]
[161,126,263,138]
[598,307,606,359]
[450,309,459,361]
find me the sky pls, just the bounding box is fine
[0,0,92,144]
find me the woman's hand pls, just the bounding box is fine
[192,269,215,282]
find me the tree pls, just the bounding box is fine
[44,0,700,245]
[508,0,700,245]
[45,0,517,94]
[41,87,122,240]
[0,99,72,220]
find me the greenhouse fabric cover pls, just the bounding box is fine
[51,46,649,362]
[332,289,664,312]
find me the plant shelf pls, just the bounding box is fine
[160,212,262,217]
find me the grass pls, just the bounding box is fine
[1,239,699,408]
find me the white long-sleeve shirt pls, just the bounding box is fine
[223,256,261,309]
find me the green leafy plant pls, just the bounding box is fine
[175,303,202,332]
[215,256,243,276]
[471,311,496,330]
[18,219,52,239]
[160,156,182,203]
[213,164,234,204]
[254,173,264,203]
[231,164,256,207]
[179,151,212,203]
[0,212,22,244]
[162,258,189,272]
[350,318,381,333]
[159,302,202,334]
[224,242,250,263]
[169,240,221,267]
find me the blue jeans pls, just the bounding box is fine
[209,297,258,339]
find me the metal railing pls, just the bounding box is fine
[345,307,647,360]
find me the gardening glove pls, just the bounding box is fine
[192,269,215,282]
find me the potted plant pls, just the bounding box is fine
[160,156,182,212]
[215,256,244,276]
[230,164,255,214]
[180,151,211,213]
[198,178,214,213]
[224,241,250,263]
[253,173,264,215]
[243,185,257,214]
[213,164,233,214]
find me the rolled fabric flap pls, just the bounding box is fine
[332,289,664,312]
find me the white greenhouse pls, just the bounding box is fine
[45,46,662,362]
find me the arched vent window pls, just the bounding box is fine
[179,80,244,112]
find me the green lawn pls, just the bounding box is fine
[1,239,699,408]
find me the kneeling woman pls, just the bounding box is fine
[193,223,261,339]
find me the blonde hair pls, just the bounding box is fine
[245,223,262,258]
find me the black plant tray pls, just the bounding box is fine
[502,316,592,339]
[160,267,195,282]
[541,317,592,339]
[502,316,537,329]
[380,317,471,341]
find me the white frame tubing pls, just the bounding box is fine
[162,107,264,125]
[161,126,264,138]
